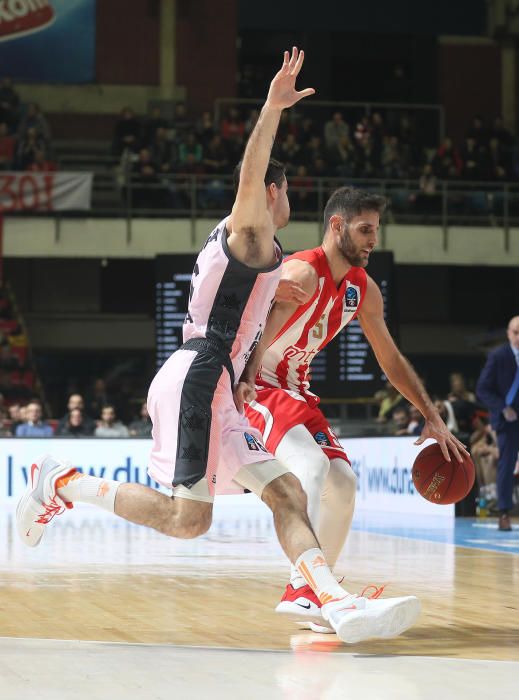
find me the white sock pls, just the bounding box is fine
[295,548,350,605]
[56,472,120,513]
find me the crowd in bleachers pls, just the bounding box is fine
[108,99,519,214]
[0,77,56,172]
[1,390,152,439]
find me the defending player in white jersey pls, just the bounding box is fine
[17,49,423,644]
[243,185,468,631]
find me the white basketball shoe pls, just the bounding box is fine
[322,593,421,644]
[17,454,76,547]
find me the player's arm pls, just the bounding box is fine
[228,48,314,267]
[234,260,317,411]
[357,275,469,462]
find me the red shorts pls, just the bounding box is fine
[245,387,350,464]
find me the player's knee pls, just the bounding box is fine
[262,473,308,514]
[331,462,357,504]
[305,451,330,491]
[168,509,212,539]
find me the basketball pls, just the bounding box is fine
[412,443,475,505]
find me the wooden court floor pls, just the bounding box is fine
[1,505,518,662]
[0,507,519,700]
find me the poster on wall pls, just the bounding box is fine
[0,0,96,83]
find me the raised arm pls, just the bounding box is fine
[358,275,469,462]
[228,48,314,266]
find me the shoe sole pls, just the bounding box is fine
[335,597,421,644]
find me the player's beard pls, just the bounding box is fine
[338,225,367,267]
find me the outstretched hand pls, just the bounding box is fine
[233,380,257,414]
[414,415,469,463]
[266,47,315,111]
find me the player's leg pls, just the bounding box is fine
[234,461,421,643]
[17,347,220,546]
[318,457,356,568]
[17,453,214,546]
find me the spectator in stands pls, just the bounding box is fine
[16,127,46,170]
[375,382,406,423]
[408,405,425,436]
[150,127,176,174]
[0,77,20,131]
[15,401,53,437]
[433,137,462,179]
[324,112,349,151]
[178,133,203,166]
[393,405,411,435]
[466,115,488,147]
[490,116,513,149]
[354,135,378,178]
[26,147,57,173]
[0,121,15,169]
[171,102,192,143]
[448,372,476,403]
[143,106,169,146]
[131,148,161,208]
[112,107,141,157]
[86,378,111,420]
[128,401,152,437]
[57,393,96,435]
[56,408,93,438]
[7,403,23,434]
[196,110,215,147]
[460,137,487,180]
[381,135,404,178]
[278,133,301,173]
[433,397,459,434]
[299,116,318,145]
[290,164,316,212]
[94,404,129,438]
[487,137,513,181]
[302,135,326,167]
[220,107,245,160]
[327,134,355,177]
[18,103,51,143]
[202,133,229,174]
[470,415,498,511]
[0,408,11,436]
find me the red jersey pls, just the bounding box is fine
[257,246,367,397]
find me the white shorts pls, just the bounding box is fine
[147,346,289,499]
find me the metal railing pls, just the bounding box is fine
[109,173,519,249]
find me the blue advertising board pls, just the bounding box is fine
[0,0,96,83]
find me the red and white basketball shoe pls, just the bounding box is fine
[16,454,76,547]
[275,584,324,623]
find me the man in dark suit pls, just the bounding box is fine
[477,316,519,531]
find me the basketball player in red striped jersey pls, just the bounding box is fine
[243,186,468,631]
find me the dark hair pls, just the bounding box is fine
[233,158,286,194]
[323,186,387,232]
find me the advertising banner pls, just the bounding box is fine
[0,1,96,83]
[0,171,92,211]
[0,437,454,519]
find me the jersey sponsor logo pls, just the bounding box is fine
[345,285,358,308]
[244,432,267,452]
[314,431,331,446]
[283,345,317,365]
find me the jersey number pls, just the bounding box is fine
[312,314,325,340]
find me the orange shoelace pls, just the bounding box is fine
[35,498,66,525]
[360,583,387,599]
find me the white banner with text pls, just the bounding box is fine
[0,172,93,212]
[0,437,453,518]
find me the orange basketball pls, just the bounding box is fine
[412,443,475,505]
